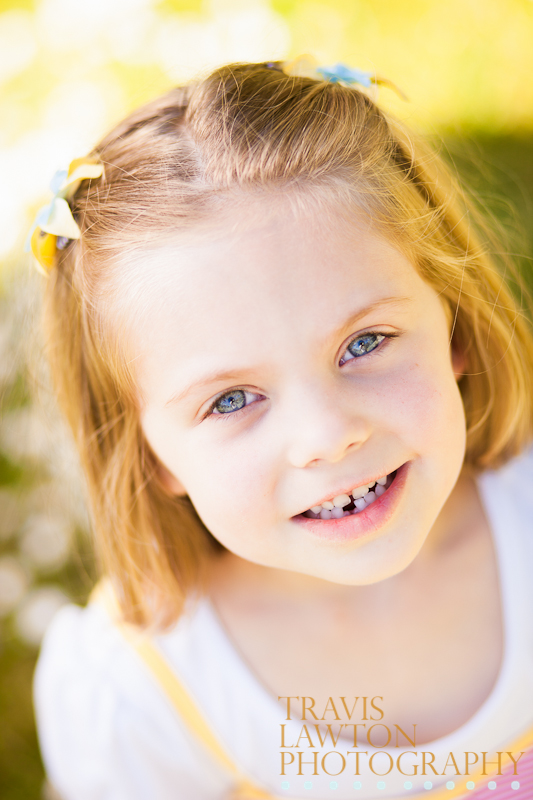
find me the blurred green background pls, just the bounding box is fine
[0,0,532,797]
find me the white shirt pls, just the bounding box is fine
[33,446,533,799]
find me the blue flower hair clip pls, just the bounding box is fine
[316,63,373,87]
[25,157,104,275]
[277,56,407,100]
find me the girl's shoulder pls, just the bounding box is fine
[33,595,233,799]
[477,441,533,596]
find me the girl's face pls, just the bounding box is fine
[136,198,466,585]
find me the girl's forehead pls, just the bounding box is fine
[123,198,421,333]
[121,199,433,394]
[130,194,418,291]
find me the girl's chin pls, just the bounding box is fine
[283,545,426,588]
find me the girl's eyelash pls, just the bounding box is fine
[339,331,399,365]
[204,389,262,421]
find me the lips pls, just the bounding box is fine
[291,462,409,544]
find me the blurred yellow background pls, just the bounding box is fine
[0,1,532,798]
[1,0,532,270]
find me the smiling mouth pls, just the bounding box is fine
[297,470,398,520]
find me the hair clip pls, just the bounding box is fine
[316,63,372,87]
[25,157,104,275]
[280,55,407,100]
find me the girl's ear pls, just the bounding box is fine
[451,339,467,380]
[157,462,188,497]
[143,434,188,496]
[443,300,466,380]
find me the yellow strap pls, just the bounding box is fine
[89,579,274,799]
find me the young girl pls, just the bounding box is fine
[32,60,533,800]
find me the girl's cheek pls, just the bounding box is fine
[379,360,466,448]
[184,437,271,516]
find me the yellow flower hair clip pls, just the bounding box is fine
[25,157,104,275]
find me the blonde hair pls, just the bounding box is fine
[42,62,533,629]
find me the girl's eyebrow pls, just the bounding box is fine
[166,295,413,407]
[331,295,413,341]
[165,369,251,408]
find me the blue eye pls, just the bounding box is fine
[213,389,246,414]
[347,332,385,358]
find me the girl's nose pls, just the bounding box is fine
[284,388,371,469]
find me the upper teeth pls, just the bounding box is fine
[310,474,389,514]
[332,494,351,507]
